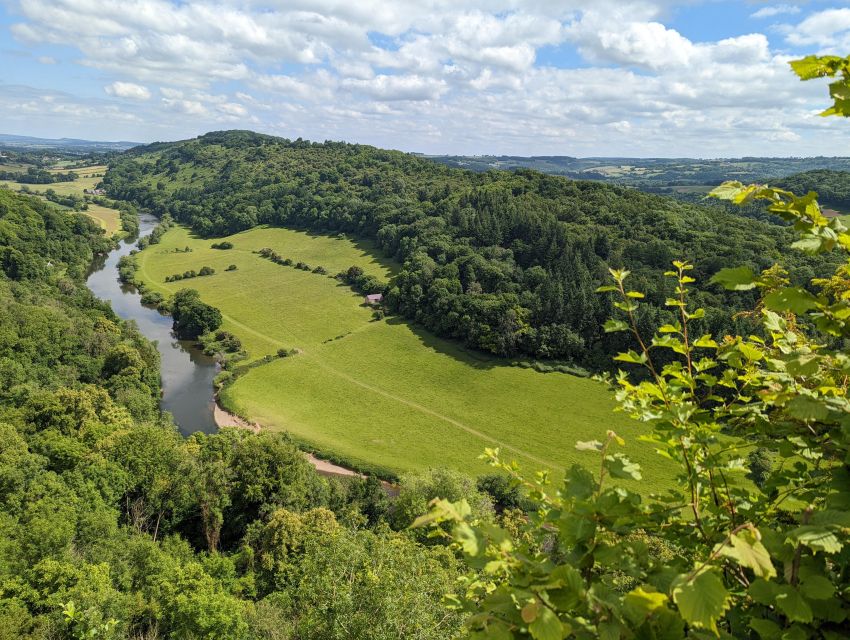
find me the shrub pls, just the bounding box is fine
[140,291,163,306]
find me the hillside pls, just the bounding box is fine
[106,130,837,369]
[775,169,850,213]
[0,187,472,638]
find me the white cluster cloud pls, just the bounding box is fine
[751,5,800,20]
[105,81,151,100]
[784,8,850,51]
[4,0,850,155]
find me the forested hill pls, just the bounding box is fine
[105,130,835,368]
[775,169,850,211]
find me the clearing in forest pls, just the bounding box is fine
[136,224,674,486]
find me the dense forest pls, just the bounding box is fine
[775,169,850,211]
[105,131,838,368]
[0,187,504,638]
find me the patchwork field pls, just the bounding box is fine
[136,225,674,485]
[0,164,120,234]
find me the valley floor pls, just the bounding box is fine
[136,224,672,486]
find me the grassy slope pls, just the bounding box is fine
[0,165,120,234]
[136,225,672,486]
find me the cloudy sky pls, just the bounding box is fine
[1,1,850,156]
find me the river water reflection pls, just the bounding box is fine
[85,213,218,434]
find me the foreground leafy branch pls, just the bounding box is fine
[416,55,850,639]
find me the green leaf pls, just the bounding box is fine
[774,585,813,623]
[786,396,829,422]
[718,528,776,579]
[710,266,758,291]
[737,343,764,362]
[470,621,513,640]
[455,521,483,556]
[790,54,844,80]
[750,618,782,639]
[624,587,668,624]
[788,525,844,554]
[781,626,810,640]
[411,498,471,528]
[671,570,730,634]
[709,181,746,201]
[528,604,565,640]
[558,514,596,545]
[791,234,832,254]
[800,574,834,600]
[604,453,642,480]
[785,354,819,377]
[597,621,621,640]
[763,287,820,315]
[603,319,629,333]
[547,565,585,610]
[563,464,596,500]
[614,350,646,365]
[693,335,718,349]
[749,578,779,605]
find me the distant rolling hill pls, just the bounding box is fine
[0,133,140,153]
[420,153,850,188]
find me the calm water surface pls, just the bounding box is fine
[86,213,218,434]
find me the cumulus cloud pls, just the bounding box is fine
[342,75,447,101]
[36,55,56,64]
[105,81,151,100]
[784,8,850,50]
[4,0,850,155]
[751,4,800,20]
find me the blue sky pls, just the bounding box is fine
[1,1,849,156]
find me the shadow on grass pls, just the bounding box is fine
[382,315,504,372]
[166,222,579,377]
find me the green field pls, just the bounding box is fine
[0,165,120,234]
[136,225,673,485]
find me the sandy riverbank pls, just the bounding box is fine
[213,400,368,480]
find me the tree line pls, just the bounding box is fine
[104,131,839,369]
[0,166,78,184]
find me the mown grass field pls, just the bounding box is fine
[136,225,675,486]
[0,165,120,234]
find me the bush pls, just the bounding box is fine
[171,289,222,339]
[226,264,237,271]
[211,241,233,250]
[140,291,163,306]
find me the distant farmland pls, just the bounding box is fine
[0,165,121,234]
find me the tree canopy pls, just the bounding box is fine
[104,133,838,368]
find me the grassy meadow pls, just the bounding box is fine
[0,165,121,234]
[136,225,674,485]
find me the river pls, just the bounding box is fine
[86,212,219,435]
